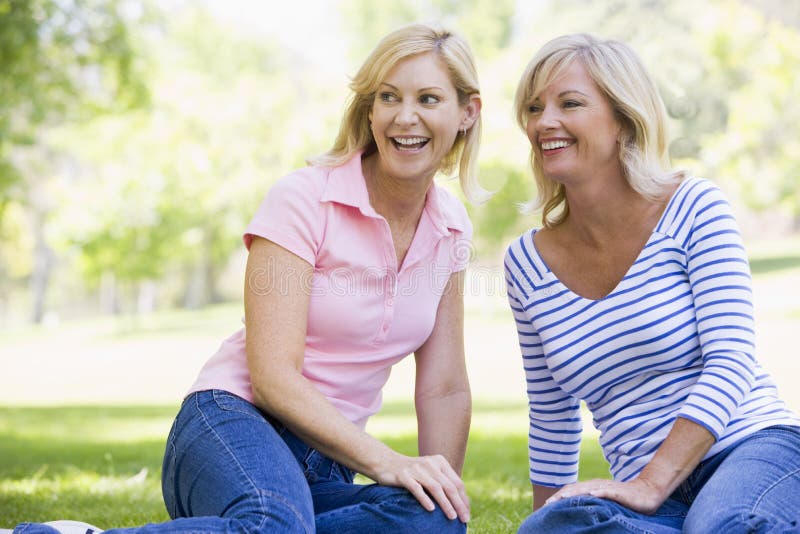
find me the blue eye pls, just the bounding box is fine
[528,104,542,113]
[420,94,440,105]
[379,92,397,102]
[563,100,582,108]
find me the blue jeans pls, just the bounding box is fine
[15,390,465,534]
[518,425,800,533]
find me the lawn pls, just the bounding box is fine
[1,237,797,531]
[0,402,610,532]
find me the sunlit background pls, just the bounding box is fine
[1,1,799,530]
[1,0,799,408]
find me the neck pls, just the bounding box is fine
[563,179,656,247]
[362,153,431,224]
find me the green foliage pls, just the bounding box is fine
[2,0,800,322]
[468,161,535,255]
[0,0,147,191]
[42,3,322,306]
[339,0,516,60]
[697,4,800,224]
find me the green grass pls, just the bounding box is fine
[0,402,610,532]
[1,237,796,530]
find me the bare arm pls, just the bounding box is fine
[533,484,559,511]
[414,270,471,472]
[545,417,714,513]
[244,237,469,522]
[412,270,472,521]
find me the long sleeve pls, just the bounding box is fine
[506,238,582,487]
[670,182,756,438]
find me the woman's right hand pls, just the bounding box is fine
[373,451,470,523]
[245,238,469,523]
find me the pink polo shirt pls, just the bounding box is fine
[188,152,473,429]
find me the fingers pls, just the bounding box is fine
[398,455,471,523]
[545,479,616,505]
[543,479,662,514]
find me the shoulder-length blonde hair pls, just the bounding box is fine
[514,33,682,227]
[310,22,488,203]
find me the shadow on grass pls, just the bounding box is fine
[0,404,609,533]
[0,408,172,526]
[750,255,800,275]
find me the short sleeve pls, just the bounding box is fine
[244,168,326,266]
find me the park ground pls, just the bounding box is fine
[0,237,798,531]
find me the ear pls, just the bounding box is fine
[460,94,482,131]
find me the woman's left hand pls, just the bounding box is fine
[545,477,665,515]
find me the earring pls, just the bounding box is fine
[461,127,467,137]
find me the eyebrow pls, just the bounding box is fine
[558,90,589,98]
[379,82,445,92]
[533,89,590,100]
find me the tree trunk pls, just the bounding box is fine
[137,279,157,314]
[29,209,54,324]
[100,270,121,315]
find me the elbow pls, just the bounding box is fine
[248,359,299,416]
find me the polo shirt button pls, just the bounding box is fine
[387,298,394,306]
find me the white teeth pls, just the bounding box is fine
[394,137,427,145]
[541,140,570,150]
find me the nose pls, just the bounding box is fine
[536,105,560,131]
[394,101,419,127]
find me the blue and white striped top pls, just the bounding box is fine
[504,177,799,487]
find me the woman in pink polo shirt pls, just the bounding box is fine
[12,22,483,534]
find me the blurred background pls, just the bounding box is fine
[1,0,799,409]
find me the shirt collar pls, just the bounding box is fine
[319,151,466,235]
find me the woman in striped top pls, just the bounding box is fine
[507,34,800,533]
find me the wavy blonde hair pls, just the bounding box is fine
[514,33,682,227]
[310,22,488,202]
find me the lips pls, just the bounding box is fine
[392,136,430,151]
[540,139,574,152]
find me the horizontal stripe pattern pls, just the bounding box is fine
[505,177,799,487]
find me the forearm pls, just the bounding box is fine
[251,366,397,480]
[533,483,559,511]
[413,269,471,473]
[635,416,715,500]
[415,387,471,474]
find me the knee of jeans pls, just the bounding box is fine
[685,507,798,534]
[219,489,314,534]
[375,488,466,533]
[518,495,619,531]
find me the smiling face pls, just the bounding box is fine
[525,60,623,187]
[368,52,479,187]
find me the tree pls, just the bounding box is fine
[0,0,146,201]
[51,4,327,312]
[0,0,147,321]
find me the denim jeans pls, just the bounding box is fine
[518,425,800,533]
[15,389,466,534]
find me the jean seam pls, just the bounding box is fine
[752,466,800,513]
[582,497,657,534]
[212,390,267,421]
[195,393,314,534]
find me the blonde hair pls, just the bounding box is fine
[514,33,681,227]
[310,22,488,202]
